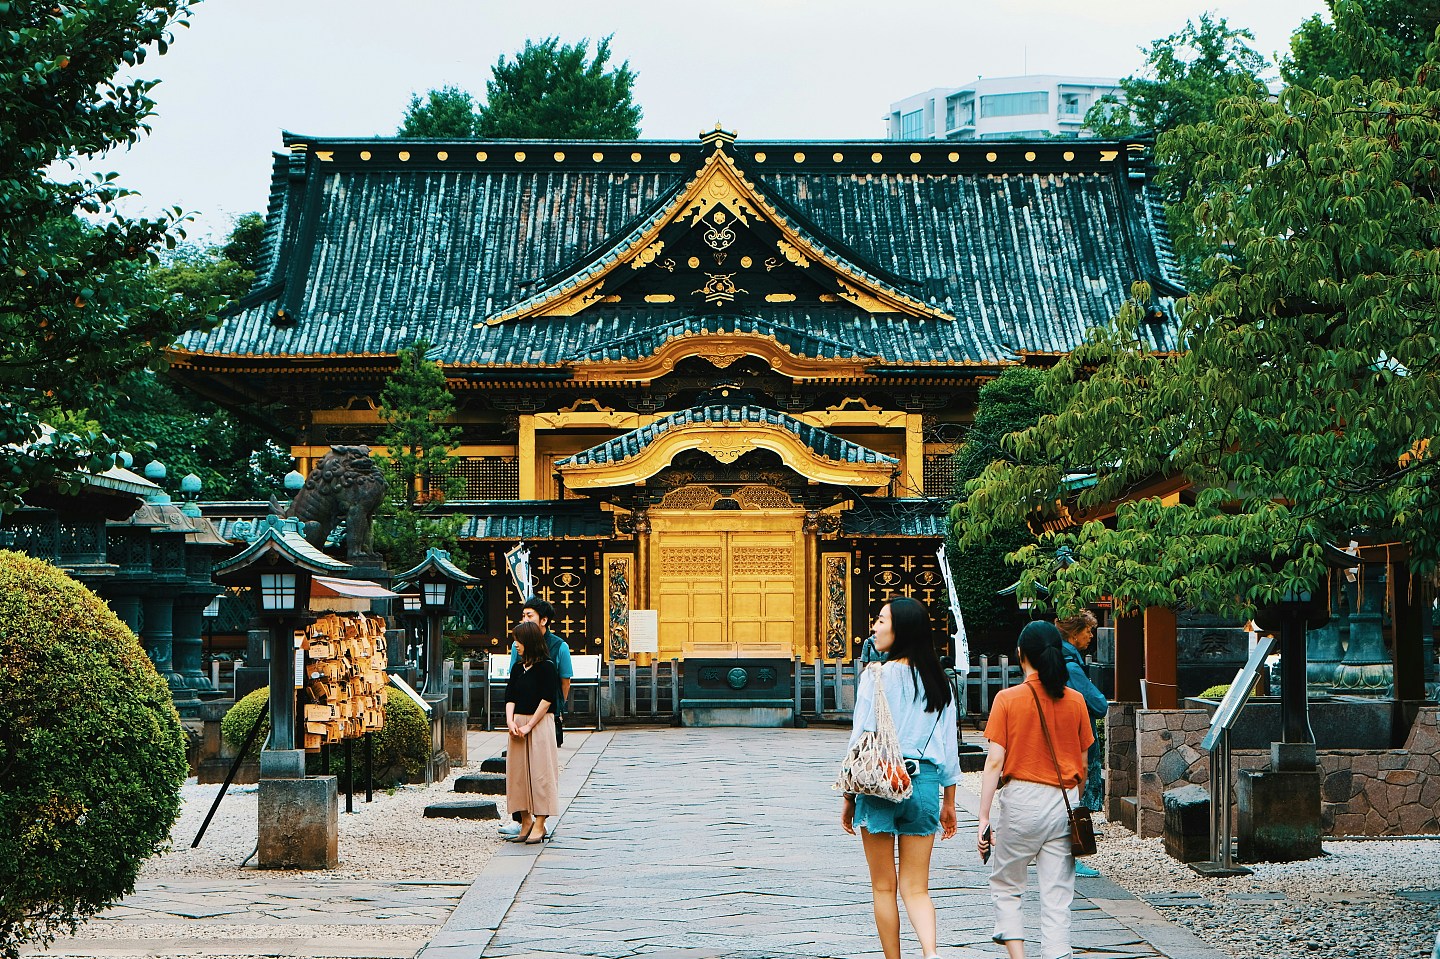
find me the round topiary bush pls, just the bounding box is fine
[0,551,188,958]
[223,685,431,787]
[219,685,269,764]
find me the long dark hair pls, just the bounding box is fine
[1018,620,1068,699]
[884,596,952,713]
[512,621,549,667]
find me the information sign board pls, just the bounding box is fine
[1201,634,1275,751]
[628,610,659,654]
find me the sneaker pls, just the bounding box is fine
[1075,861,1101,877]
[498,822,522,838]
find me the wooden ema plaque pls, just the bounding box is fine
[301,612,389,752]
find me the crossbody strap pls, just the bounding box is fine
[1027,684,1077,820]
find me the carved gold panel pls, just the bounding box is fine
[603,554,633,660]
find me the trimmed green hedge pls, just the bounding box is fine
[0,551,188,959]
[222,684,431,787]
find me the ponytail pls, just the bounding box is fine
[1018,620,1068,700]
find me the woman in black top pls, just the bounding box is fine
[504,622,561,843]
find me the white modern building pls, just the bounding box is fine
[887,75,1121,141]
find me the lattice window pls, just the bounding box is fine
[453,456,519,500]
[924,455,958,498]
[734,485,795,509]
[660,485,721,510]
[447,584,487,633]
[213,587,254,633]
[4,513,59,560]
[109,529,151,571]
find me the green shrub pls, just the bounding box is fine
[1198,683,1231,700]
[219,685,269,764]
[0,551,188,959]
[223,684,431,787]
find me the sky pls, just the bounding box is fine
[100,0,1329,242]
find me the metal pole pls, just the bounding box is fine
[365,731,374,803]
[193,702,268,848]
[649,659,658,718]
[344,737,354,814]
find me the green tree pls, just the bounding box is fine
[73,213,290,499]
[945,368,1046,640]
[0,551,188,959]
[477,36,641,139]
[1283,0,1440,88]
[0,1,214,513]
[398,85,480,138]
[956,37,1440,618]
[1085,14,1270,139]
[373,340,464,571]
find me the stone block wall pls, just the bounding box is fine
[1104,703,1137,825]
[1122,705,1440,838]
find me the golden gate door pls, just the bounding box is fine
[650,511,807,659]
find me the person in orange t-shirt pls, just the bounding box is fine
[977,621,1094,959]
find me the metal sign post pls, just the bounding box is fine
[1192,635,1275,877]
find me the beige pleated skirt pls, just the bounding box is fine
[506,713,559,816]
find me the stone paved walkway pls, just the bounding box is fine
[421,728,1230,959]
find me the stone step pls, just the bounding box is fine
[455,772,506,795]
[480,756,506,773]
[424,800,499,820]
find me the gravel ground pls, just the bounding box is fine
[142,768,506,882]
[961,771,1440,959]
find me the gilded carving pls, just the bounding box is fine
[776,238,810,269]
[825,555,849,659]
[731,546,795,576]
[697,435,752,464]
[659,485,722,510]
[733,485,795,510]
[700,351,744,368]
[704,215,737,251]
[693,273,746,305]
[661,546,723,577]
[630,239,666,270]
[606,557,631,660]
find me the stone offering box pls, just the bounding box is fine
[681,658,794,727]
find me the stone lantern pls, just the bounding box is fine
[396,548,479,773]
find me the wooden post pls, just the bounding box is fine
[1114,610,1144,703]
[979,654,991,712]
[1143,606,1179,709]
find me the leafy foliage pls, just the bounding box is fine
[0,551,187,958]
[1283,0,1440,89]
[1085,14,1270,139]
[477,36,641,139]
[70,213,290,498]
[222,685,431,786]
[373,341,464,571]
[398,85,479,138]
[957,34,1440,621]
[0,0,214,513]
[945,368,1047,638]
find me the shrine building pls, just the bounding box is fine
[170,128,1180,663]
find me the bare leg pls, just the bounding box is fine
[525,815,548,841]
[897,833,938,956]
[861,829,901,959]
[1002,938,1025,959]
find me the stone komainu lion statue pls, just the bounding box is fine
[271,445,387,560]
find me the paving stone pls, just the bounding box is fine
[422,799,499,820]
[480,756,506,773]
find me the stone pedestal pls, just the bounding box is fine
[1162,784,1211,863]
[1237,760,1322,862]
[444,710,469,767]
[258,774,339,869]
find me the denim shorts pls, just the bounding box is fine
[853,760,941,836]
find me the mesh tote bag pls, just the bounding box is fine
[835,663,913,801]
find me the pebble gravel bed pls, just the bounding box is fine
[1090,821,1440,959]
[143,768,506,882]
[960,770,1439,959]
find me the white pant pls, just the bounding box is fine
[989,779,1077,959]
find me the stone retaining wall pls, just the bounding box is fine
[1114,705,1440,838]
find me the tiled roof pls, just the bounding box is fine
[204,502,612,542]
[842,500,950,538]
[555,405,898,469]
[174,135,1180,370]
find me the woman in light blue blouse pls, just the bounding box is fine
[841,596,961,959]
